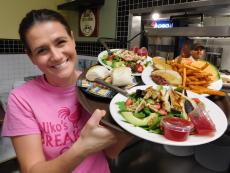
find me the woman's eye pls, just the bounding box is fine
[57,40,66,46]
[36,48,47,55]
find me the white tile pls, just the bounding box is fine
[0,54,41,92]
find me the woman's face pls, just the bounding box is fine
[26,21,77,86]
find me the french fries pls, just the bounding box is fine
[168,60,226,96]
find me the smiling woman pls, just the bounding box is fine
[26,21,77,87]
[1,9,132,173]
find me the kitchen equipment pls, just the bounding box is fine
[194,134,230,172]
[205,47,223,69]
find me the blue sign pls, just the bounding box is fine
[151,20,173,28]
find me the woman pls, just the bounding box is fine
[2,9,132,173]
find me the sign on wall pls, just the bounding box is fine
[79,8,99,37]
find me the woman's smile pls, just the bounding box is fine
[51,58,69,70]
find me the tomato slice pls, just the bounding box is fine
[108,54,115,61]
[125,98,133,106]
[192,98,201,104]
[135,64,144,73]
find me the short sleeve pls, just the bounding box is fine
[1,91,40,137]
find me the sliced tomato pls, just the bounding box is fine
[125,98,133,106]
[159,109,167,116]
[154,103,161,110]
[135,64,144,73]
[192,98,201,104]
[108,54,115,61]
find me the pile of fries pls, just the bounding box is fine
[168,61,226,96]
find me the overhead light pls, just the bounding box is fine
[152,13,160,20]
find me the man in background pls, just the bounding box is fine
[175,43,205,64]
[190,43,206,61]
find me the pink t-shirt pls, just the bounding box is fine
[2,75,110,173]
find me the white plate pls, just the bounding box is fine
[141,66,223,97]
[110,85,228,146]
[98,49,152,76]
[221,74,230,87]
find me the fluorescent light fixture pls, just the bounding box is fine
[152,13,160,20]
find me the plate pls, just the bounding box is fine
[109,85,228,146]
[141,66,223,97]
[98,49,152,76]
[221,74,230,87]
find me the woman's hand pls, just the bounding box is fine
[75,109,117,157]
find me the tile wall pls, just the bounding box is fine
[0,54,41,93]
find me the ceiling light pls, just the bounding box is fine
[152,13,160,20]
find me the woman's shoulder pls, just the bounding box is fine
[10,76,43,96]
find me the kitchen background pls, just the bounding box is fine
[1,0,230,94]
[1,0,230,172]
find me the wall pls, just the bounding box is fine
[0,54,41,93]
[0,0,117,41]
[0,0,64,39]
[65,0,117,42]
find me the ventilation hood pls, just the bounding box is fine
[145,26,230,37]
[130,0,230,38]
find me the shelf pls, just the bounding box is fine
[57,0,105,10]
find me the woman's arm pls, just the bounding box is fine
[12,134,86,173]
[12,109,117,173]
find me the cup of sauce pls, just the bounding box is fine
[162,117,194,141]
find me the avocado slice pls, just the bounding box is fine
[113,61,124,68]
[121,112,158,127]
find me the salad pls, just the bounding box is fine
[100,47,151,74]
[116,86,216,141]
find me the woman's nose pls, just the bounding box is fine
[50,47,63,61]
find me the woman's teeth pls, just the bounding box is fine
[52,60,68,69]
